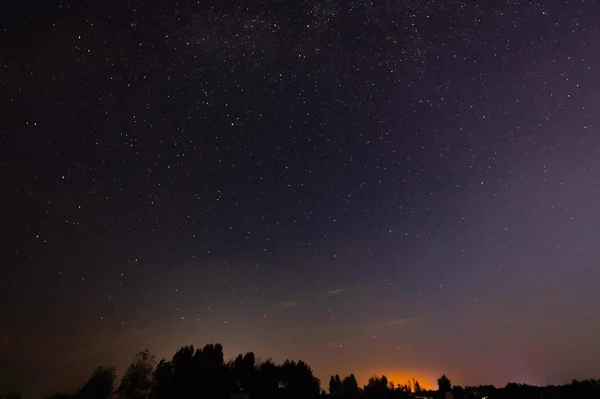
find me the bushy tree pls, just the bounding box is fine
[280,359,321,399]
[342,374,360,399]
[170,345,196,399]
[256,359,280,399]
[364,375,390,399]
[231,352,256,393]
[329,374,343,396]
[117,350,156,399]
[437,375,451,393]
[160,343,232,399]
[78,366,116,399]
[150,359,173,399]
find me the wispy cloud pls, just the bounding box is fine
[319,287,351,297]
[375,315,426,330]
[274,301,301,310]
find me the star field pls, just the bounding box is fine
[2,0,600,397]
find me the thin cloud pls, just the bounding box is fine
[376,315,427,330]
[319,287,351,297]
[274,301,301,310]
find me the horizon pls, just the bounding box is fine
[9,341,595,398]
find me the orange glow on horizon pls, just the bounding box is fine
[357,370,438,391]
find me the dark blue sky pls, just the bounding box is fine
[2,0,600,397]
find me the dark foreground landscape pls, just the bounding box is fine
[2,344,598,399]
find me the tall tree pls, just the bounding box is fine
[364,375,390,399]
[342,374,360,399]
[78,366,116,399]
[150,359,173,399]
[196,343,231,399]
[170,345,196,399]
[437,375,451,393]
[280,360,321,399]
[329,374,344,397]
[117,350,156,399]
[231,352,256,393]
[255,359,280,399]
[412,379,422,393]
[329,374,343,396]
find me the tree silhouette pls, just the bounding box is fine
[393,382,411,395]
[342,374,360,399]
[364,375,389,399]
[153,343,233,399]
[255,359,280,399]
[117,350,155,399]
[280,360,321,399]
[150,359,173,399]
[451,384,465,398]
[329,374,343,396]
[78,366,116,399]
[437,375,451,393]
[196,343,231,399]
[412,379,422,393]
[35,343,600,399]
[170,345,196,399]
[231,352,256,393]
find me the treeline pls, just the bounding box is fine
[3,343,600,399]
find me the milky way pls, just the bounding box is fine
[2,0,600,397]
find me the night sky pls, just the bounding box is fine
[2,0,600,397]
